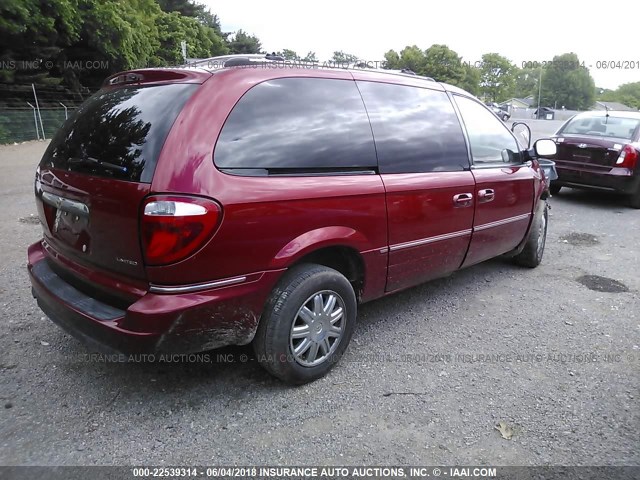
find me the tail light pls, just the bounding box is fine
[615,145,639,169]
[141,196,221,266]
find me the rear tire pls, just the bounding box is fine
[502,114,509,121]
[627,186,640,209]
[513,200,548,268]
[253,264,357,384]
[549,183,562,196]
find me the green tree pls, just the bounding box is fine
[279,49,299,61]
[301,51,317,62]
[0,0,81,83]
[156,0,225,38]
[157,0,204,17]
[53,0,164,89]
[383,49,400,70]
[382,44,480,93]
[423,44,465,85]
[0,0,230,90]
[537,53,595,109]
[600,81,640,110]
[513,67,538,98]
[152,11,227,65]
[79,0,161,71]
[460,64,481,96]
[331,51,359,64]
[227,29,261,54]
[480,53,516,102]
[391,45,427,74]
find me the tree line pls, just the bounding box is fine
[1,0,638,110]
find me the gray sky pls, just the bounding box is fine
[202,0,639,90]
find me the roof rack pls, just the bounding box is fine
[185,54,279,69]
[384,69,435,82]
[183,55,437,82]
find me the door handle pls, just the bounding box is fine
[478,188,495,203]
[453,193,473,207]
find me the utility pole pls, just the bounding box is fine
[536,67,542,119]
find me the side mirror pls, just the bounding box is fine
[533,138,557,157]
[501,149,515,163]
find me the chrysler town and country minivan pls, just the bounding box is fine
[28,56,556,384]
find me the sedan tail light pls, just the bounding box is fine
[141,196,222,266]
[615,144,639,169]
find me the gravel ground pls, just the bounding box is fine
[0,139,638,467]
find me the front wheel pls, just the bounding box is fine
[502,114,509,121]
[513,200,548,268]
[549,183,562,196]
[253,264,357,384]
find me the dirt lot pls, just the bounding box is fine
[0,140,638,467]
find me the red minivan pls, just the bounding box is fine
[28,56,556,384]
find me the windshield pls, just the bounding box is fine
[559,115,640,140]
[40,83,198,183]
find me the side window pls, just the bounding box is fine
[454,95,521,165]
[214,78,377,174]
[357,81,470,173]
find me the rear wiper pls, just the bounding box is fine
[68,156,127,174]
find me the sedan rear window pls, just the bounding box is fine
[559,115,640,140]
[40,83,198,183]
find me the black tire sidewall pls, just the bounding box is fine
[254,265,357,384]
[534,204,549,263]
[549,183,561,195]
[514,200,548,267]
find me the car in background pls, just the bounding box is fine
[550,111,640,208]
[486,102,511,121]
[27,56,556,384]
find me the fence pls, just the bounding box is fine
[509,107,582,122]
[0,82,96,144]
[0,106,77,144]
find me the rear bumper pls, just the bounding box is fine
[554,161,640,194]
[28,241,283,354]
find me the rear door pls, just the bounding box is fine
[36,80,200,280]
[452,95,534,267]
[356,81,475,292]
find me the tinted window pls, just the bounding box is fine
[214,78,376,174]
[357,81,469,174]
[40,83,198,183]
[454,95,521,165]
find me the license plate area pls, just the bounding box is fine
[572,151,592,162]
[41,192,91,253]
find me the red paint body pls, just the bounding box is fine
[27,65,547,355]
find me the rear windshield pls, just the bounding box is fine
[40,83,198,183]
[559,115,640,140]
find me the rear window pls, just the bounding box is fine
[40,83,198,183]
[214,78,377,175]
[559,115,640,140]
